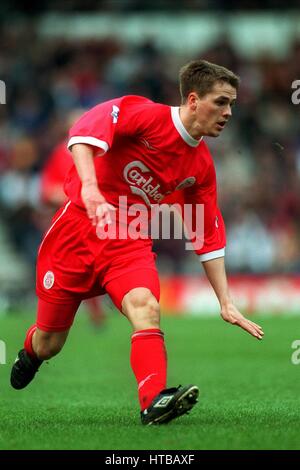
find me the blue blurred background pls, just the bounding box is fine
[0,1,299,313]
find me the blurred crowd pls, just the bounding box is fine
[0,23,300,290]
[1,1,300,16]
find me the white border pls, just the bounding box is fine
[38,201,71,255]
[199,248,225,262]
[171,107,202,147]
[67,136,109,155]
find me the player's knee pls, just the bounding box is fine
[122,288,160,329]
[34,332,65,360]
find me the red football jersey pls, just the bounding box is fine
[66,95,225,261]
[41,141,72,205]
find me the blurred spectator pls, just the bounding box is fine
[0,136,42,267]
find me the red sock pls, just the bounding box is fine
[24,324,37,358]
[130,328,167,411]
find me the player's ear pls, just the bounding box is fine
[187,92,198,111]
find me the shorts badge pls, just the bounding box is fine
[43,271,55,290]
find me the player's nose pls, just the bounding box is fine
[223,104,232,119]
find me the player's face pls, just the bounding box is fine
[188,82,237,138]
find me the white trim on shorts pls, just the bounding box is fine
[38,200,72,255]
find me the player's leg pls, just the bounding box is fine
[85,297,106,328]
[32,328,69,360]
[105,271,165,406]
[105,271,199,425]
[11,201,100,390]
[123,287,168,409]
[122,287,160,331]
[10,298,80,389]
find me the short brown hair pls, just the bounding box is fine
[179,59,240,103]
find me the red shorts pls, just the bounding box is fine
[36,201,160,330]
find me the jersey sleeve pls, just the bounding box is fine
[182,161,226,262]
[67,96,152,157]
[67,98,123,157]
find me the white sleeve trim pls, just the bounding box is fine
[67,136,109,156]
[199,248,225,262]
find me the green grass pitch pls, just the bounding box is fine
[0,309,300,450]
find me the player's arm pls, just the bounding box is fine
[184,150,264,340]
[71,143,114,227]
[67,100,124,227]
[202,257,264,340]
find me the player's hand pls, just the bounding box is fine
[81,182,115,227]
[95,201,116,229]
[220,302,264,340]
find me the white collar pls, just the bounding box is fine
[171,106,202,147]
